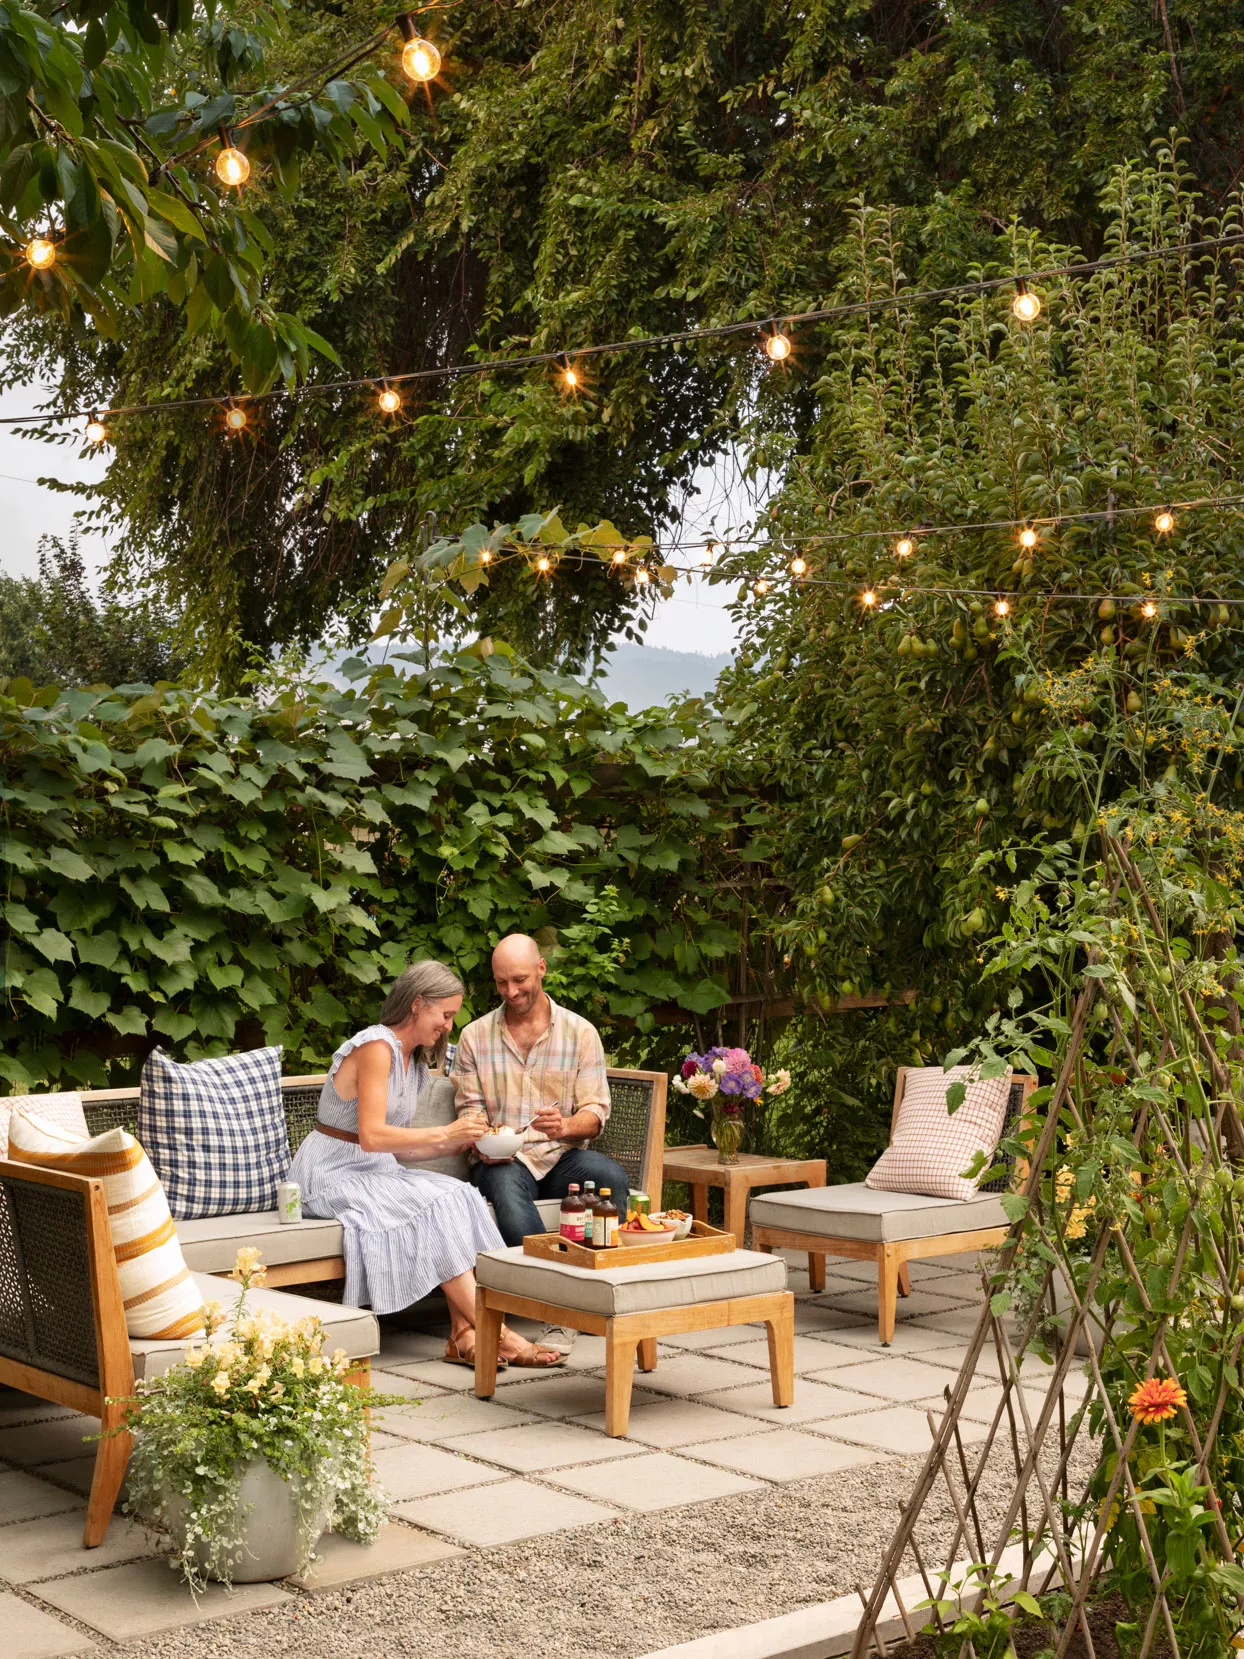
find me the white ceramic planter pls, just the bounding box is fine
[1052,1271,1113,1359]
[170,1458,326,1582]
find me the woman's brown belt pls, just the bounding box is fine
[315,1121,360,1144]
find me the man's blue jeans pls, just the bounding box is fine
[470,1147,631,1246]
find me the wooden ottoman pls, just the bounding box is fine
[472,1245,794,1436]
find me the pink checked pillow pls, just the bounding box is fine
[865,1066,1012,1201]
[1,1091,88,1160]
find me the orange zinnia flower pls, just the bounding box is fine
[1128,1376,1187,1425]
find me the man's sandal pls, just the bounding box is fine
[443,1340,507,1369]
[502,1343,567,1369]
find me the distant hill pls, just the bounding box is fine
[594,642,730,710]
[310,638,731,711]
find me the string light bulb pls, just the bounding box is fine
[995,598,1011,617]
[1154,509,1176,535]
[764,331,792,363]
[611,549,628,566]
[861,588,877,608]
[700,541,718,570]
[215,133,250,188]
[24,237,56,270]
[1011,279,1041,323]
[377,385,401,413]
[894,536,916,559]
[224,404,248,433]
[398,15,440,81]
[1141,600,1158,619]
[535,555,552,574]
[1019,526,1038,550]
[790,556,808,576]
[479,549,492,565]
[560,358,580,391]
[754,578,771,595]
[635,567,651,585]
[84,412,108,446]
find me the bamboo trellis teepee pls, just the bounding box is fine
[851,832,1244,1658]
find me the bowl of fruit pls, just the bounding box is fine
[619,1210,679,1245]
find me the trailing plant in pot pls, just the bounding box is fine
[111,1248,388,1589]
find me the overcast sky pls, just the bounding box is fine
[0,381,110,580]
[0,379,754,656]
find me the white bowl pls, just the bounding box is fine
[656,1213,693,1240]
[474,1129,524,1160]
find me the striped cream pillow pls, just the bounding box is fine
[0,1091,87,1158]
[9,1108,205,1340]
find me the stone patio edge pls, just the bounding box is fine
[637,1542,1032,1659]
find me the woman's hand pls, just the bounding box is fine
[444,1109,491,1152]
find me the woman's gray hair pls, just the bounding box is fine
[380,960,465,1068]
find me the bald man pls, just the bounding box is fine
[452,934,630,1318]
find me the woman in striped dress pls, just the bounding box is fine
[289,961,563,1367]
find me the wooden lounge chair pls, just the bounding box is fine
[750,1070,1037,1343]
[0,1158,378,1546]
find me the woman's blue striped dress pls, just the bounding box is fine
[288,1024,502,1314]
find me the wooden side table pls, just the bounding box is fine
[662,1145,829,1285]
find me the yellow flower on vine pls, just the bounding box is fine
[1065,1196,1097,1241]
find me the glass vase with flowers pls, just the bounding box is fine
[673,1047,791,1165]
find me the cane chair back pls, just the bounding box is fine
[0,1168,101,1389]
[597,1070,668,1204]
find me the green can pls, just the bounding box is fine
[627,1191,650,1220]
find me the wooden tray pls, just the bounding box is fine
[522,1221,734,1270]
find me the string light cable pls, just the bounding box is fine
[492,553,1244,614]
[8,231,1244,431]
[412,489,1244,571]
[143,9,454,183]
[403,486,1244,618]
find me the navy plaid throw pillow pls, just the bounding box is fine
[139,1046,291,1220]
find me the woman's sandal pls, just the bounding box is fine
[443,1339,507,1369]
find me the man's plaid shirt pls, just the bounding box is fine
[451,995,610,1179]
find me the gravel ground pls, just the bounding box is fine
[131,1436,1097,1659]
[137,1456,932,1659]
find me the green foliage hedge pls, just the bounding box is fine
[720,149,1244,1060]
[0,649,745,1090]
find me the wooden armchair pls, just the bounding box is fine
[0,1159,133,1546]
[750,1070,1037,1343]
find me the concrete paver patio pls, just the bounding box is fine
[0,1248,1047,1650]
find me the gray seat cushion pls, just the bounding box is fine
[129,1273,379,1380]
[177,1196,564,1275]
[749,1183,1008,1243]
[475,1245,786,1317]
[177,1212,345,1274]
